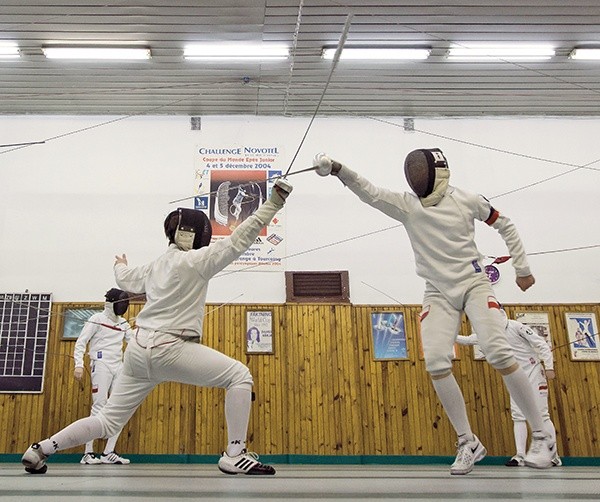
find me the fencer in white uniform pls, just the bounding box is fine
[457,309,561,467]
[22,178,292,476]
[73,289,132,465]
[313,149,556,474]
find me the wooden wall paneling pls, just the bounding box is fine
[315,304,329,455]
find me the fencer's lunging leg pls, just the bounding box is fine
[38,416,104,455]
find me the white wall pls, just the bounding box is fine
[1,114,598,304]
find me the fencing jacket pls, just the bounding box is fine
[114,200,282,339]
[73,304,132,368]
[336,165,531,306]
[458,319,554,371]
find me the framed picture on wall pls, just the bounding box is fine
[246,310,274,354]
[515,311,553,349]
[371,311,409,360]
[565,312,600,361]
[60,306,103,340]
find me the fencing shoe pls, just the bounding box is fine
[505,455,525,467]
[524,432,554,469]
[80,452,102,465]
[450,435,487,475]
[22,443,48,474]
[218,449,276,475]
[101,451,131,464]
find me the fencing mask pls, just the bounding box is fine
[105,288,129,316]
[164,208,212,251]
[404,148,450,203]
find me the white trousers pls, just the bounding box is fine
[421,277,516,375]
[97,329,253,438]
[509,362,550,422]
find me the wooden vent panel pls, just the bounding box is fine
[285,271,350,303]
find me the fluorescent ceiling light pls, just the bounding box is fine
[184,44,288,61]
[447,44,554,61]
[322,47,431,60]
[569,48,600,60]
[0,43,20,59]
[42,46,151,60]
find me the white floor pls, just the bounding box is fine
[1,464,599,501]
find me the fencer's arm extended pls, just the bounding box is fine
[193,199,284,279]
[334,165,410,222]
[456,333,479,346]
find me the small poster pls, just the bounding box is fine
[246,310,274,354]
[371,312,408,360]
[515,311,552,349]
[565,313,600,361]
[62,307,102,339]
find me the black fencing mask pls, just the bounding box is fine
[164,208,212,251]
[404,148,449,198]
[105,288,129,316]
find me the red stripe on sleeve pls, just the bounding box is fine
[485,208,500,225]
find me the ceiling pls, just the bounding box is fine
[2,0,600,117]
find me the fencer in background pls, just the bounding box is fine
[22,178,293,476]
[73,288,132,465]
[314,149,556,474]
[457,308,561,467]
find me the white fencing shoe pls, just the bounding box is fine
[101,451,131,464]
[80,452,102,465]
[22,443,49,474]
[218,450,275,475]
[450,435,487,475]
[524,432,554,469]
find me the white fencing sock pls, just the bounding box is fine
[39,416,103,456]
[431,374,473,440]
[502,370,544,432]
[104,434,119,454]
[225,387,252,457]
[513,421,528,458]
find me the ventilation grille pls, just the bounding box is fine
[285,271,350,303]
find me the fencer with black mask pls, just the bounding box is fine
[73,289,132,465]
[313,149,555,475]
[23,178,293,476]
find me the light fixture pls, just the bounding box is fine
[569,48,600,60]
[0,43,20,59]
[322,47,431,60]
[447,44,555,61]
[42,46,151,60]
[184,44,288,61]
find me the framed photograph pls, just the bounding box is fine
[515,311,552,349]
[246,310,274,354]
[371,311,408,360]
[61,306,102,340]
[565,313,600,361]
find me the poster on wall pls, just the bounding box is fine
[514,312,553,349]
[246,310,273,354]
[565,312,600,361]
[194,145,287,270]
[371,312,408,360]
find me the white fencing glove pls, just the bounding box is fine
[313,152,342,176]
[270,178,293,206]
